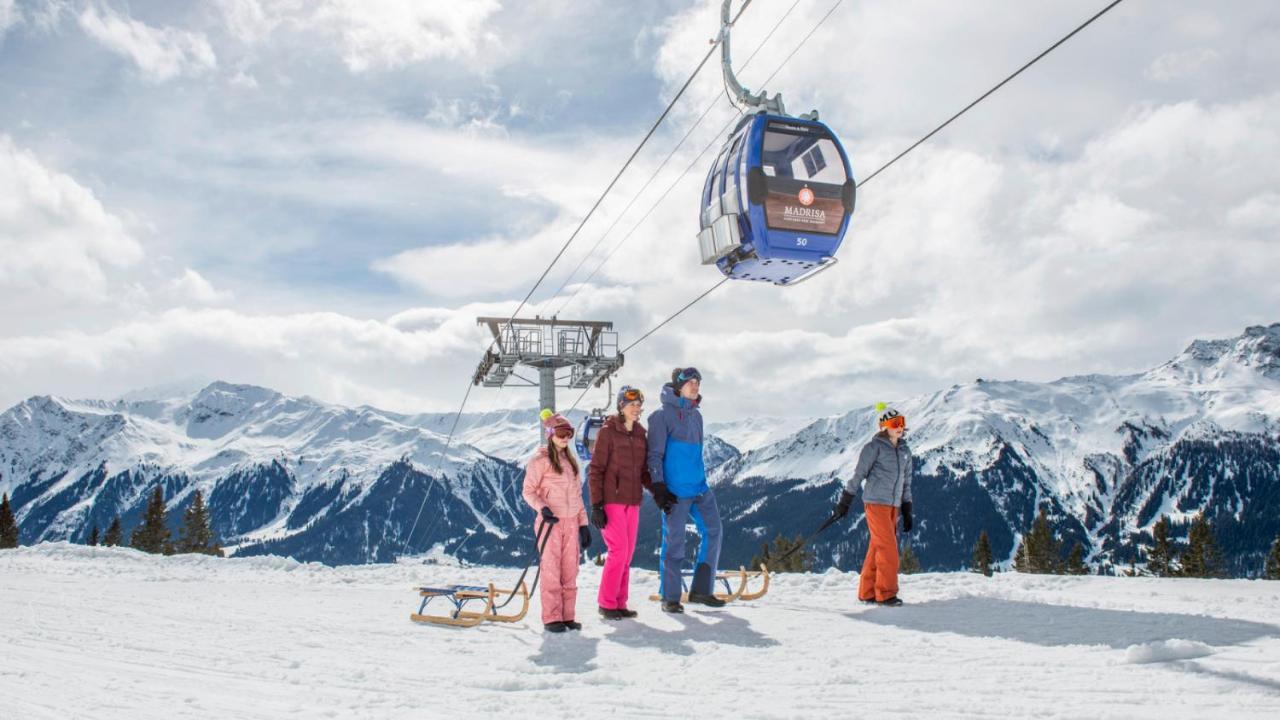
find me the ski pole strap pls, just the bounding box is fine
[773,515,839,564]
[493,517,554,611]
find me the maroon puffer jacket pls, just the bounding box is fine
[587,415,653,506]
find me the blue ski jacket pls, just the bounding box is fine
[646,383,708,498]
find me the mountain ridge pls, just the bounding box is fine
[2,323,1278,573]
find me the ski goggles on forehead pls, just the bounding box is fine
[620,387,644,404]
[676,367,702,384]
[882,415,907,430]
[552,426,574,439]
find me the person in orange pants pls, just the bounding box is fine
[831,404,913,606]
[859,504,900,602]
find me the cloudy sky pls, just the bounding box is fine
[1,0,1278,422]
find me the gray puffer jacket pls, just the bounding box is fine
[843,433,912,507]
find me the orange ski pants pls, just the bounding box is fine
[859,503,899,602]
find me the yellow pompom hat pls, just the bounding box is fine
[539,408,573,437]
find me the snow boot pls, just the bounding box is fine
[662,600,685,614]
[877,596,904,607]
[564,620,583,631]
[687,562,726,607]
[545,621,568,633]
[599,607,625,620]
[619,608,638,618]
[687,592,727,608]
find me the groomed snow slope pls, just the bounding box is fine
[4,545,1280,718]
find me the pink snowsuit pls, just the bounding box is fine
[522,447,588,624]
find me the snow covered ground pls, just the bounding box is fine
[4,544,1280,719]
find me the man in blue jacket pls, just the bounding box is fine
[647,367,726,613]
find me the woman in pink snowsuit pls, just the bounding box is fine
[522,410,591,633]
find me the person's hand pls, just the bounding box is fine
[540,506,559,525]
[651,483,677,514]
[591,504,607,529]
[901,501,913,532]
[579,525,592,550]
[832,490,854,521]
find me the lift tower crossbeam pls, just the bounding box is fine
[473,317,624,413]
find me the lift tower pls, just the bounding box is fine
[472,317,624,412]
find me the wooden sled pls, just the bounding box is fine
[648,564,770,603]
[409,582,529,628]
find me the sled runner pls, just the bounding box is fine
[410,582,530,628]
[648,564,770,603]
[737,564,770,601]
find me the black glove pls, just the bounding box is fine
[901,501,913,532]
[832,490,854,520]
[540,506,559,525]
[591,504,607,529]
[579,525,592,550]
[651,483,677,514]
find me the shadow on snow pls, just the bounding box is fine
[852,597,1280,650]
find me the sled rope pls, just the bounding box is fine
[492,518,554,611]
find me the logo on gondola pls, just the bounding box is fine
[798,188,815,206]
[783,205,826,224]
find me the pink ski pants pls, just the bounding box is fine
[536,517,581,624]
[596,503,640,610]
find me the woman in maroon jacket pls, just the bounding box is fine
[588,385,653,620]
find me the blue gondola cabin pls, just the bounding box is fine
[698,113,855,285]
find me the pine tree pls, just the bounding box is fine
[0,493,19,549]
[751,534,814,572]
[103,516,123,547]
[1029,508,1062,573]
[131,486,171,554]
[971,531,993,576]
[1066,542,1088,575]
[1013,537,1031,573]
[88,525,100,546]
[1147,515,1175,577]
[1181,513,1225,579]
[177,490,221,556]
[899,543,922,574]
[1265,535,1280,581]
[1014,508,1063,574]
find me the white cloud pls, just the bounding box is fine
[1227,193,1280,230]
[215,0,501,73]
[424,96,512,136]
[0,0,18,37]
[167,269,231,305]
[1146,48,1220,82]
[0,134,144,302]
[0,304,511,412]
[373,221,576,299]
[215,0,283,45]
[314,0,500,72]
[228,69,259,88]
[77,4,216,82]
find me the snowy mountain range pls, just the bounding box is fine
[3,323,1278,574]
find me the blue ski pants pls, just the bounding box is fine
[658,489,723,601]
